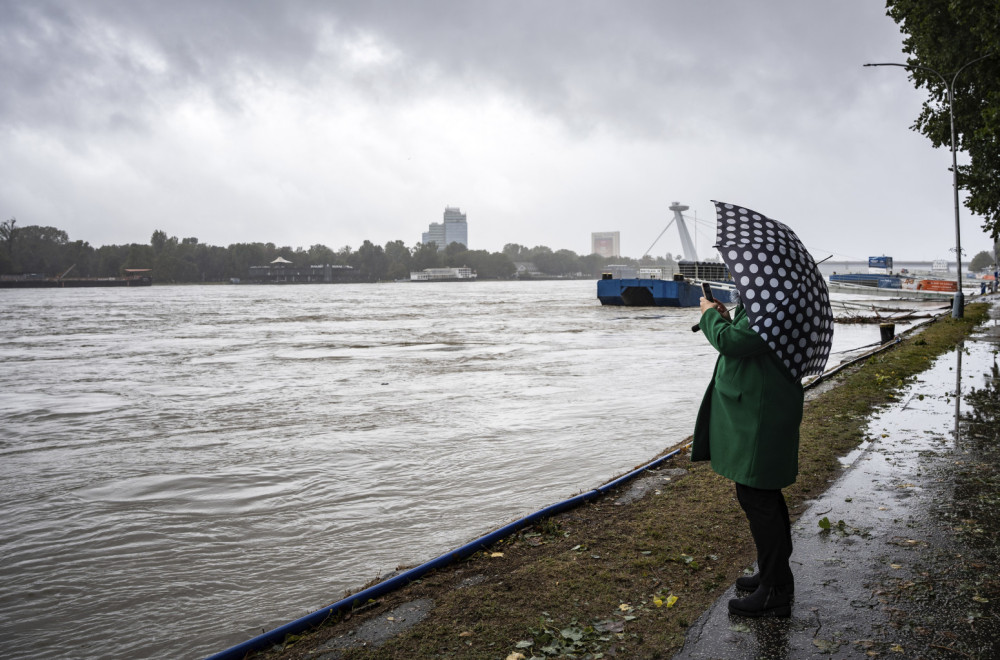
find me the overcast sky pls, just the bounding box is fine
[1,0,993,262]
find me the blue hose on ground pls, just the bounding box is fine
[205,445,687,660]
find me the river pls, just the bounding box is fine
[0,280,891,658]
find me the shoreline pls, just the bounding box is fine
[230,301,994,660]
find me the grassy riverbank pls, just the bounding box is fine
[256,304,989,660]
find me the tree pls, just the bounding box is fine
[885,0,1000,239]
[383,240,411,281]
[1,217,15,253]
[151,229,168,255]
[307,243,337,267]
[969,250,993,271]
[443,241,469,264]
[502,243,529,261]
[410,242,442,271]
[11,225,70,274]
[352,240,388,281]
[0,218,16,273]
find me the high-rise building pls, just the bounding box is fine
[592,231,620,258]
[422,207,469,251]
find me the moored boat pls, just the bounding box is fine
[0,269,152,288]
[595,201,735,307]
[597,273,736,306]
[827,256,957,300]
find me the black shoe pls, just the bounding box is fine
[735,573,760,592]
[728,584,793,618]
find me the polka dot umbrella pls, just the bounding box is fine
[712,200,834,380]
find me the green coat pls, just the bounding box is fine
[692,305,804,489]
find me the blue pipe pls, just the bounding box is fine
[205,446,686,660]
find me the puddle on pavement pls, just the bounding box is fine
[857,320,1000,658]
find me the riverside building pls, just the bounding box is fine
[422,207,469,251]
[592,231,620,258]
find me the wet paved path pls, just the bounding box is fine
[674,297,1000,659]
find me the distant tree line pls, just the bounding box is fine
[0,218,680,283]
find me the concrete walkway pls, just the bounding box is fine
[674,297,1000,659]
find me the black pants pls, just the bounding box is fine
[735,482,793,587]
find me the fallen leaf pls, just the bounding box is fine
[813,639,840,652]
[386,617,395,621]
[890,564,902,569]
[973,595,989,603]
[619,603,632,612]
[505,653,526,660]
[890,643,904,652]
[666,595,679,608]
[653,597,664,607]
[490,552,504,558]
[596,619,625,633]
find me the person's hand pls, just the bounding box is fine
[700,298,731,321]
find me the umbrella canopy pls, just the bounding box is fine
[712,201,834,380]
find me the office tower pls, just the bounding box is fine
[592,231,620,258]
[422,207,469,251]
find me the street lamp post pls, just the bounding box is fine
[864,54,992,318]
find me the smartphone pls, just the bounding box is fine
[701,282,714,302]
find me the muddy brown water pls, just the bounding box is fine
[0,281,902,658]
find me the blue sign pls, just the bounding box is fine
[869,256,893,270]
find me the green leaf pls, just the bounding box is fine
[818,516,831,530]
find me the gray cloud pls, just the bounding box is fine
[0,0,993,261]
[1,1,898,139]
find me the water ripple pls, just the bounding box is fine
[0,281,879,659]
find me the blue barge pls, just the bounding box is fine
[597,202,735,306]
[597,275,735,307]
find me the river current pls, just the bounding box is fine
[0,280,884,658]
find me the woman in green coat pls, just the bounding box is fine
[692,296,803,618]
